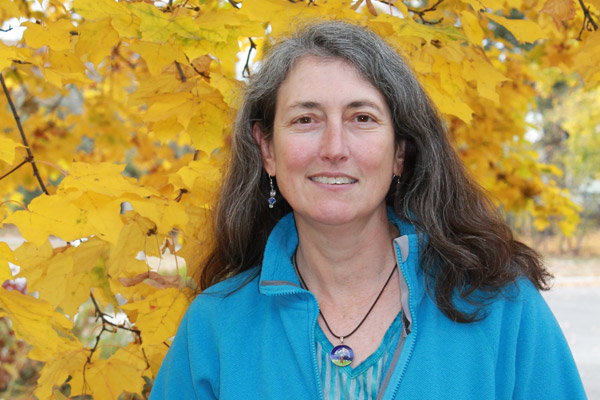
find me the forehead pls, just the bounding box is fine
[275,55,387,111]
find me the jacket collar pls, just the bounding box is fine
[259,207,425,300]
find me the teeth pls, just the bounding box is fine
[310,176,357,185]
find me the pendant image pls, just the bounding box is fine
[330,345,354,367]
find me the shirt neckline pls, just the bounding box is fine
[314,309,403,378]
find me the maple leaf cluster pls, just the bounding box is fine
[0,0,598,398]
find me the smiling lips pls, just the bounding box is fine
[309,176,357,185]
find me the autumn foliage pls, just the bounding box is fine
[0,0,598,398]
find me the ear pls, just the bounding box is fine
[252,123,276,176]
[393,140,406,176]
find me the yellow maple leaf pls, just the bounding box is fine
[171,158,221,194]
[4,193,90,245]
[61,162,159,198]
[187,101,227,155]
[68,344,148,399]
[120,287,189,346]
[73,0,140,38]
[22,20,75,52]
[421,76,474,123]
[151,116,184,143]
[209,69,244,109]
[17,238,110,317]
[0,0,21,20]
[0,42,19,71]
[75,19,120,67]
[125,2,226,44]
[130,38,188,76]
[71,193,124,244]
[0,242,15,283]
[0,136,24,165]
[0,289,78,362]
[541,0,576,29]
[463,59,510,103]
[573,31,600,84]
[34,348,89,400]
[106,221,151,278]
[460,11,485,46]
[46,49,88,85]
[127,198,189,235]
[487,14,546,44]
[142,341,170,376]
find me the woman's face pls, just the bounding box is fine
[255,55,404,227]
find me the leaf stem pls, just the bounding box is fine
[175,60,187,82]
[0,74,48,195]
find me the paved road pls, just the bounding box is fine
[543,282,600,399]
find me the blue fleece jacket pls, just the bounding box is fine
[150,212,586,399]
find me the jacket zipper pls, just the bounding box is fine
[261,285,324,400]
[308,296,324,400]
[386,240,418,399]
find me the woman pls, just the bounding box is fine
[151,22,586,399]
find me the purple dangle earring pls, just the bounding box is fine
[268,175,276,208]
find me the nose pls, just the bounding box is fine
[319,120,349,162]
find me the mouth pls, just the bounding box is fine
[309,176,357,185]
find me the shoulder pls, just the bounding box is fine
[469,277,573,362]
[187,267,262,322]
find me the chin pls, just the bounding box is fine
[295,204,382,227]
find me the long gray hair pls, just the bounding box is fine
[197,21,549,322]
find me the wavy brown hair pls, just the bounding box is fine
[195,21,551,322]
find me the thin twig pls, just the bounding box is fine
[577,0,598,40]
[174,188,188,202]
[242,38,257,78]
[0,74,48,195]
[184,54,210,79]
[87,291,151,370]
[112,42,137,69]
[0,156,32,181]
[228,0,241,9]
[406,0,445,24]
[175,61,187,82]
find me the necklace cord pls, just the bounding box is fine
[293,252,397,341]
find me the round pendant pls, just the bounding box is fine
[330,344,354,367]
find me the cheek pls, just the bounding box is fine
[275,141,313,173]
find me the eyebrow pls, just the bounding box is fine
[347,100,384,113]
[288,100,384,112]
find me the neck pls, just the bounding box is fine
[294,207,398,306]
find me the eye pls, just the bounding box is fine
[355,114,374,123]
[294,116,313,124]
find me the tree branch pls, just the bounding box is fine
[86,291,150,374]
[0,74,48,195]
[577,0,598,40]
[242,37,257,78]
[0,156,32,181]
[406,0,445,25]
